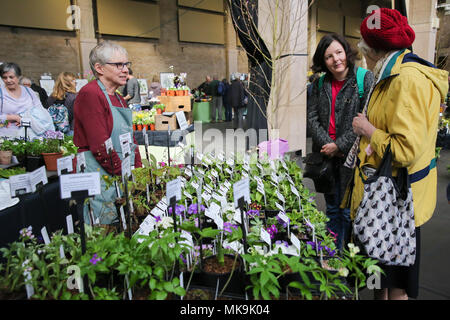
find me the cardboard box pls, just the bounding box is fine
[158,96,192,112]
[184,111,193,125]
[155,114,178,131]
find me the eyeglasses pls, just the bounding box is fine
[105,62,132,70]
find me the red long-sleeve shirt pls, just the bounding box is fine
[73,80,142,175]
[328,79,346,141]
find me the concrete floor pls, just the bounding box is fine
[198,119,450,300]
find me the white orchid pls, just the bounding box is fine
[348,243,360,257]
[338,267,349,277]
[367,264,382,275]
[157,216,173,229]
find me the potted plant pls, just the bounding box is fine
[0,139,14,165]
[154,104,166,115]
[41,131,64,171]
[25,139,45,171]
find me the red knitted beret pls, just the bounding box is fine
[360,8,415,51]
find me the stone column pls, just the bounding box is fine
[75,0,98,75]
[258,0,308,154]
[409,0,439,63]
[225,9,238,80]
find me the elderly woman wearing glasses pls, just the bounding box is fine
[0,62,54,139]
[73,41,142,225]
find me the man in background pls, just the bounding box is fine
[122,68,141,111]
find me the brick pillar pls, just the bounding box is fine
[409,0,439,63]
[225,9,238,80]
[75,0,98,75]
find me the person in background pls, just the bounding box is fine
[350,8,448,300]
[30,80,50,109]
[148,74,162,99]
[229,73,245,129]
[198,75,212,96]
[19,76,40,99]
[209,75,224,122]
[122,68,141,111]
[222,78,232,122]
[308,33,374,251]
[48,72,78,133]
[0,62,55,139]
[73,41,142,225]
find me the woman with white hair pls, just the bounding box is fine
[348,8,448,300]
[73,41,142,225]
[0,63,54,139]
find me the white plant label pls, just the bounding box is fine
[166,178,182,202]
[290,233,301,256]
[30,166,48,193]
[183,190,193,200]
[57,156,74,176]
[276,190,285,203]
[119,133,132,157]
[275,201,284,212]
[233,178,250,208]
[146,184,150,203]
[120,206,127,231]
[190,180,199,191]
[66,214,74,234]
[41,226,51,245]
[105,137,113,154]
[233,208,242,224]
[121,156,131,180]
[60,172,101,199]
[9,173,32,197]
[260,228,271,247]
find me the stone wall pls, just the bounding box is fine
[0,0,248,90]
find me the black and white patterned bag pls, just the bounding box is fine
[353,144,416,267]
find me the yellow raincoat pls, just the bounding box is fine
[350,49,449,227]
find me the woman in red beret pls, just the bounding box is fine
[348,8,449,300]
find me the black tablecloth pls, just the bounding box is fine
[0,178,74,249]
[134,124,195,147]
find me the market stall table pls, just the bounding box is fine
[0,178,74,249]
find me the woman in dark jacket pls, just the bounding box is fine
[307,33,374,250]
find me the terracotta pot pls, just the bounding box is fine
[42,152,63,171]
[137,124,143,131]
[185,90,189,96]
[143,124,149,130]
[133,124,137,131]
[168,90,175,96]
[156,108,162,115]
[0,150,12,165]
[150,123,155,131]
[161,92,166,96]
[176,90,183,96]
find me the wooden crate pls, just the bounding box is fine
[155,114,178,131]
[158,96,192,112]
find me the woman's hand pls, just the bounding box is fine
[352,113,376,138]
[321,142,339,157]
[6,114,22,127]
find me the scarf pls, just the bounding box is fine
[343,50,400,169]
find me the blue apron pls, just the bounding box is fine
[82,80,136,225]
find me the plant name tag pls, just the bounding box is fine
[290,184,299,197]
[275,201,284,212]
[233,208,242,224]
[41,226,51,245]
[183,190,193,200]
[276,190,285,203]
[166,178,182,202]
[76,152,86,173]
[57,156,74,176]
[60,172,101,199]
[190,180,199,191]
[260,228,271,247]
[120,206,127,230]
[257,184,265,195]
[9,173,32,197]
[30,166,48,193]
[66,214,74,234]
[119,133,132,157]
[121,156,131,180]
[105,137,114,154]
[233,178,250,208]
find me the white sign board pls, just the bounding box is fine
[233,178,250,208]
[59,172,101,199]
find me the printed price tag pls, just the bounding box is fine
[275,202,284,212]
[121,156,131,180]
[105,137,114,154]
[176,111,189,131]
[119,133,131,158]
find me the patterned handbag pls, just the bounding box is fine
[353,144,416,267]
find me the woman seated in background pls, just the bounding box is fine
[0,62,54,139]
[48,72,77,134]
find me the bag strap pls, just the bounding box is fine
[318,68,366,99]
[374,144,393,178]
[356,67,367,99]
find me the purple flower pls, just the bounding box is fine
[44,130,64,140]
[275,240,289,248]
[247,209,260,218]
[188,203,205,215]
[179,254,187,264]
[168,204,186,216]
[223,222,238,234]
[155,215,162,223]
[267,224,278,239]
[90,253,102,265]
[276,216,289,228]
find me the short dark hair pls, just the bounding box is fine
[0,62,22,78]
[128,68,133,75]
[312,33,357,74]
